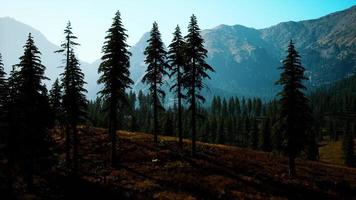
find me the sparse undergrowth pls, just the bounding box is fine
[3,127,356,199]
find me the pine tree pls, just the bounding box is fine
[249,119,258,150]
[14,33,50,189]
[235,97,241,117]
[142,22,168,144]
[226,116,234,144]
[163,111,174,136]
[0,55,10,193]
[0,53,7,144]
[217,118,226,144]
[305,128,319,161]
[255,98,262,117]
[260,118,272,152]
[5,65,21,194]
[55,21,80,169]
[222,98,228,117]
[129,114,138,132]
[210,116,218,143]
[228,97,235,117]
[55,21,80,68]
[49,78,63,127]
[168,25,186,149]
[137,90,151,132]
[276,40,312,176]
[61,51,87,174]
[247,99,252,117]
[98,11,133,166]
[184,15,214,155]
[243,117,250,147]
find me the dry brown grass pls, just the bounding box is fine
[319,139,356,166]
[37,127,356,199]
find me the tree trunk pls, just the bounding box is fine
[72,123,78,175]
[178,77,183,150]
[65,124,71,170]
[25,153,34,191]
[288,155,296,176]
[65,39,71,171]
[153,85,158,144]
[191,60,196,156]
[110,103,117,166]
[191,97,196,156]
[6,149,13,197]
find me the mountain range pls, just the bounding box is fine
[0,6,355,100]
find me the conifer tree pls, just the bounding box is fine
[142,22,168,144]
[305,128,319,161]
[250,119,258,149]
[164,111,174,136]
[210,116,218,143]
[0,55,10,193]
[243,117,250,147]
[222,99,228,117]
[55,21,79,68]
[55,21,80,168]
[276,40,312,176]
[184,15,214,155]
[129,114,138,132]
[14,33,50,189]
[61,51,87,174]
[168,25,186,149]
[5,65,21,193]
[235,97,241,117]
[228,98,235,117]
[0,53,7,142]
[217,118,225,144]
[260,118,272,151]
[49,78,63,127]
[98,11,133,165]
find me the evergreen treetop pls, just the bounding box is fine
[98,10,133,106]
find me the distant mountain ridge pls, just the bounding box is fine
[0,6,355,100]
[201,5,356,97]
[0,17,98,97]
[127,5,356,98]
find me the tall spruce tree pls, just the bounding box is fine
[0,53,7,143]
[55,21,79,68]
[98,11,133,166]
[6,65,22,194]
[49,78,63,127]
[14,33,50,189]
[249,119,258,150]
[276,40,312,176]
[142,22,168,144]
[168,25,186,149]
[61,51,87,174]
[184,15,215,155]
[260,118,272,152]
[55,21,80,169]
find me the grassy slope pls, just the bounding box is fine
[5,127,356,199]
[46,127,356,200]
[319,139,356,166]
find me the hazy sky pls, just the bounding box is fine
[1,0,355,63]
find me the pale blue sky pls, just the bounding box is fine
[1,0,355,63]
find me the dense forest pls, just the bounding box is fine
[0,9,355,199]
[87,73,356,163]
